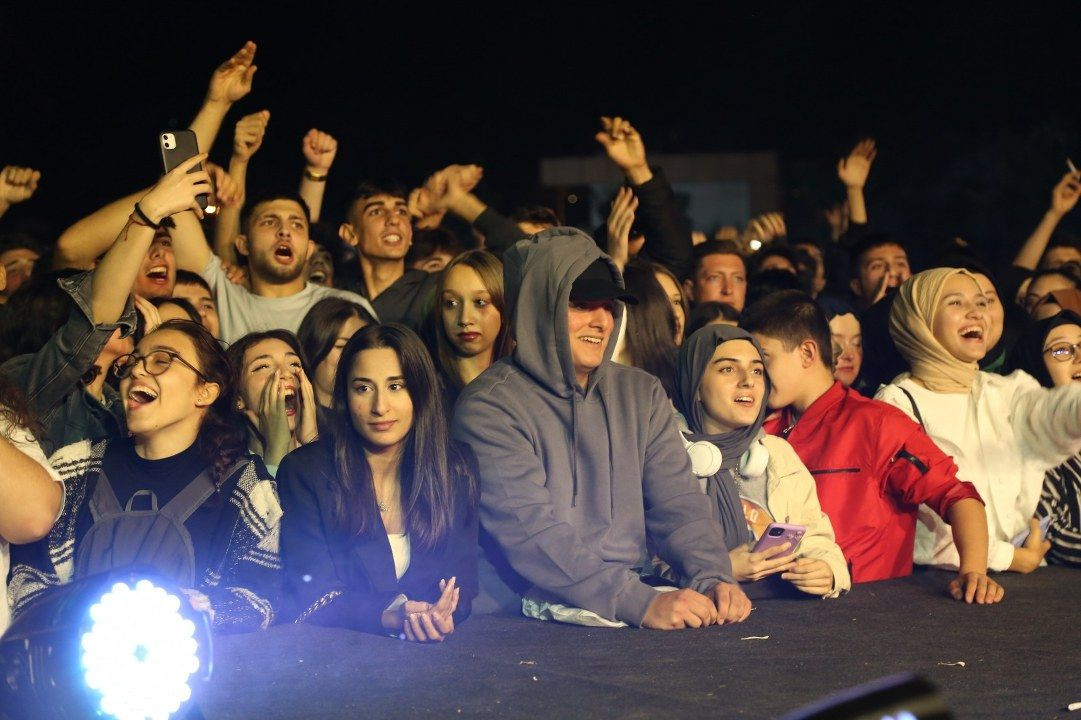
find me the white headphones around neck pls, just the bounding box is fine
[681,434,723,478]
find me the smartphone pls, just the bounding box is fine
[1011,515,1053,548]
[159,130,209,210]
[753,523,806,556]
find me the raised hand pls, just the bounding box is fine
[206,41,258,105]
[1050,170,1081,217]
[134,295,163,335]
[837,138,877,189]
[139,154,212,223]
[302,129,338,173]
[595,116,649,181]
[233,111,270,162]
[426,164,484,212]
[295,366,319,445]
[743,212,787,247]
[206,162,243,211]
[606,186,638,271]
[0,166,41,206]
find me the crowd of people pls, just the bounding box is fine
[3,41,1081,643]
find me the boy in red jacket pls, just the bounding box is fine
[741,290,1002,603]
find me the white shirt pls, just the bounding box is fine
[1,418,63,636]
[201,256,377,344]
[387,533,411,580]
[876,371,1081,572]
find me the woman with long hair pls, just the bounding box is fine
[297,297,376,410]
[279,323,478,641]
[432,249,509,405]
[876,268,1081,575]
[227,330,320,474]
[614,259,678,397]
[9,320,281,633]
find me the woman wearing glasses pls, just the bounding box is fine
[875,269,1081,577]
[1013,310,1081,567]
[9,317,282,634]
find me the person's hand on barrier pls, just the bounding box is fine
[400,578,459,642]
[781,557,835,596]
[729,542,798,582]
[837,138,877,189]
[0,165,41,207]
[641,587,717,629]
[606,186,638,271]
[233,111,270,162]
[1049,170,1081,218]
[1008,518,1052,574]
[207,41,258,106]
[302,129,338,174]
[948,571,1004,604]
[134,295,163,335]
[140,154,212,222]
[595,116,651,185]
[707,581,752,624]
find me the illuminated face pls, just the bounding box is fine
[854,243,910,301]
[349,194,412,261]
[567,299,615,386]
[347,347,414,453]
[305,244,335,287]
[441,264,502,359]
[932,274,989,364]
[653,270,686,344]
[691,253,747,310]
[172,283,220,340]
[1024,273,1077,315]
[244,200,313,284]
[754,334,806,410]
[134,231,176,299]
[119,329,211,438]
[1042,323,1081,388]
[696,339,766,433]
[829,313,862,387]
[971,273,1004,350]
[237,338,304,434]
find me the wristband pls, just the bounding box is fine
[304,168,328,182]
[133,202,162,229]
[129,213,153,229]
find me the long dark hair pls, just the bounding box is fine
[621,259,678,397]
[432,249,510,393]
[148,320,246,483]
[225,329,312,451]
[328,323,475,550]
[0,371,44,439]
[297,297,376,377]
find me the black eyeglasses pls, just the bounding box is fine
[112,350,209,382]
[1043,341,1081,363]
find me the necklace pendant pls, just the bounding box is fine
[378,503,389,513]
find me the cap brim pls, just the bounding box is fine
[569,279,639,305]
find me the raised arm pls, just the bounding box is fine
[837,138,876,226]
[0,166,41,223]
[188,41,258,154]
[298,129,338,222]
[53,187,148,270]
[1013,171,1081,270]
[214,109,269,264]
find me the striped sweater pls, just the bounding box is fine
[7,439,282,633]
[1037,453,1081,568]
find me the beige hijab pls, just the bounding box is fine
[889,267,981,393]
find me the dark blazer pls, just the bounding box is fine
[277,439,478,634]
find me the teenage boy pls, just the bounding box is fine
[453,228,751,629]
[740,290,1003,603]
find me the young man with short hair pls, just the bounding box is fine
[453,228,751,629]
[741,290,1003,603]
[848,233,911,310]
[172,270,221,339]
[684,240,748,311]
[170,192,374,344]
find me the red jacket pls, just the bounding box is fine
[763,381,982,583]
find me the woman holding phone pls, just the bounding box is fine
[278,324,478,641]
[674,324,850,597]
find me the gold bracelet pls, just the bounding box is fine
[304,168,328,182]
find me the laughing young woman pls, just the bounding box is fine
[876,268,1081,575]
[227,330,319,475]
[278,324,477,641]
[9,320,281,632]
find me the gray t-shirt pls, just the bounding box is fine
[202,256,377,344]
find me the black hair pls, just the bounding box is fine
[686,301,741,336]
[0,233,45,258]
[0,269,84,364]
[174,269,212,294]
[510,205,560,227]
[405,227,470,267]
[297,297,377,380]
[621,260,678,397]
[241,192,312,236]
[848,233,908,280]
[326,324,476,549]
[745,268,805,309]
[740,289,834,369]
[149,296,201,324]
[748,243,801,276]
[688,240,745,282]
[347,180,408,221]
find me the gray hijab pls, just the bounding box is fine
[674,325,772,549]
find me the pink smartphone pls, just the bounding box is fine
[752,523,806,555]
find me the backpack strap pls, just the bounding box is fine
[125,489,159,512]
[89,468,124,520]
[897,386,926,432]
[159,456,251,525]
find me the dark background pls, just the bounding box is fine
[2,3,1080,268]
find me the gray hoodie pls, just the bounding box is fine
[451,228,734,625]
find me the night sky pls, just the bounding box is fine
[3,4,1080,266]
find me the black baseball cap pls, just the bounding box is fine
[569,259,639,305]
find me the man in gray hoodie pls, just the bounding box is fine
[452,228,750,629]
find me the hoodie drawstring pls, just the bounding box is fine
[570,392,579,507]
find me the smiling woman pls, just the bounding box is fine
[877,268,1081,576]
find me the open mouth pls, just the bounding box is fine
[1072,371,1081,381]
[959,326,984,341]
[274,244,295,264]
[579,336,602,345]
[145,266,169,283]
[127,386,158,410]
[733,395,756,407]
[283,391,298,417]
[308,270,327,284]
[381,233,404,247]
